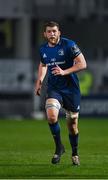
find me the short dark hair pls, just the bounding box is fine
[43,21,60,32]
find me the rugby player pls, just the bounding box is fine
[35,21,87,165]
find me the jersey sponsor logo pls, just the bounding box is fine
[58,49,64,56]
[51,58,56,62]
[47,60,66,66]
[43,53,47,58]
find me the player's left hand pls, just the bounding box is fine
[52,65,65,76]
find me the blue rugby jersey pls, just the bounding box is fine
[39,37,81,91]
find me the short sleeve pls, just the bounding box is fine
[39,47,46,65]
[68,41,81,59]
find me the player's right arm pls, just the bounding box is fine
[35,62,47,96]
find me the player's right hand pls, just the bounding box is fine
[36,88,41,96]
[35,80,42,96]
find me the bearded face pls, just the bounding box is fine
[44,26,61,46]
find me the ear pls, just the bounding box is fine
[59,30,61,36]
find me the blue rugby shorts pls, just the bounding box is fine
[46,89,81,112]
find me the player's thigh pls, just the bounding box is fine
[45,98,61,123]
[63,91,81,112]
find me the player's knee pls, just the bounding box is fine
[66,111,79,134]
[45,98,61,123]
[45,98,61,111]
[47,114,57,123]
[66,111,79,121]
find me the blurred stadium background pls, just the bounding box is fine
[0,0,108,119]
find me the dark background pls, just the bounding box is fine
[0,0,108,118]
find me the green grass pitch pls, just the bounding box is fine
[0,117,108,179]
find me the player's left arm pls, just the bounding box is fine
[52,53,87,76]
[64,53,87,75]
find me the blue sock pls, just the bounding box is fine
[69,133,79,156]
[48,122,62,150]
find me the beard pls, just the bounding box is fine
[48,37,59,46]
